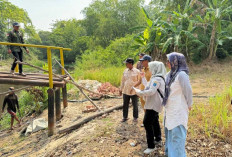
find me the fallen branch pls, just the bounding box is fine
[58,104,123,134]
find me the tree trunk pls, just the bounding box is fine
[208,22,217,60]
[150,44,157,60]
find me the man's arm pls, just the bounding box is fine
[2,97,7,112]
[20,32,27,51]
[16,95,20,111]
[7,32,12,52]
[119,71,126,95]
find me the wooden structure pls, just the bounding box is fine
[0,42,71,136]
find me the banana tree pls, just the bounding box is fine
[206,0,232,59]
[131,7,167,59]
[161,0,206,59]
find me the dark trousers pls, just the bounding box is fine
[11,50,23,73]
[123,94,138,119]
[143,109,162,148]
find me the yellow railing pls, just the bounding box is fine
[0,42,72,88]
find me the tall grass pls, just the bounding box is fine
[72,66,125,87]
[190,86,232,142]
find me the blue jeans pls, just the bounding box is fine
[165,125,187,157]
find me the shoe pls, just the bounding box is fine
[133,118,138,122]
[121,118,128,122]
[154,140,162,147]
[10,70,15,75]
[144,148,155,154]
[19,72,26,76]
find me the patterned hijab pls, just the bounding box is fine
[162,52,189,106]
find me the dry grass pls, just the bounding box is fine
[189,60,232,143]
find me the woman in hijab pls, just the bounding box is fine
[163,52,192,157]
[133,61,166,154]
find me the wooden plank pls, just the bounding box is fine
[0,74,63,82]
[0,78,65,87]
[0,72,66,79]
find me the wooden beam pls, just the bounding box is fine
[0,78,65,87]
[54,59,102,111]
[58,104,123,134]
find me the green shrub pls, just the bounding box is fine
[216,48,228,59]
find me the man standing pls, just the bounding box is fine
[136,53,145,71]
[120,58,140,122]
[134,55,152,125]
[2,87,21,130]
[7,22,29,76]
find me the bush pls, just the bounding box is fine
[222,40,232,55]
[216,48,228,59]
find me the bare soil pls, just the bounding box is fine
[0,61,232,157]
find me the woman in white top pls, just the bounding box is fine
[163,52,193,157]
[133,61,166,154]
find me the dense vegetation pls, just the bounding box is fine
[0,0,232,144]
[1,0,232,68]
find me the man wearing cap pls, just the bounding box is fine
[120,58,140,122]
[134,55,152,124]
[2,87,21,130]
[7,22,29,76]
[136,53,145,71]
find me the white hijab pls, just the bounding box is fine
[148,61,166,79]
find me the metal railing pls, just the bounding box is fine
[0,42,72,88]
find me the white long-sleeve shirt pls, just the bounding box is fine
[164,71,193,130]
[136,77,165,113]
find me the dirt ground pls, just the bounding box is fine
[0,61,232,157]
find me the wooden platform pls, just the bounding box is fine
[0,72,68,87]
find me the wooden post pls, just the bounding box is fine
[47,88,54,136]
[62,84,68,108]
[55,88,61,121]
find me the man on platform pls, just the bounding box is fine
[7,22,29,76]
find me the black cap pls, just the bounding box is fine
[124,58,134,64]
[139,53,145,56]
[9,87,15,90]
[12,22,20,27]
[139,55,152,62]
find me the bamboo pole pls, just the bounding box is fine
[0,86,31,96]
[54,59,101,111]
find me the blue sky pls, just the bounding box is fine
[8,0,151,31]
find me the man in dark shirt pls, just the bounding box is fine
[2,87,21,130]
[7,22,29,76]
